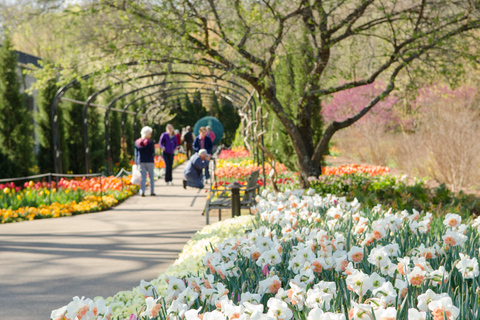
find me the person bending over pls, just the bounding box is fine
[193,127,212,181]
[183,149,210,189]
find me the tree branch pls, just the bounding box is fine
[311,18,480,163]
[327,0,374,36]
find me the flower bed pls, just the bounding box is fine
[321,164,390,176]
[218,147,250,160]
[214,147,295,188]
[52,188,480,320]
[0,176,139,223]
[154,153,187,169]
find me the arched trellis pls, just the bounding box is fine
[102,80,253,173]
[125,88,250,169]
[51,69,263,179]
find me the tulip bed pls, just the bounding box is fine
[154,153,188,169]
[214,147,295,188]
[214,148,391,190]
[321,164,390,176]
[0,176,139,223]
[52,188,480,320]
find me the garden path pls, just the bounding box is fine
[0,163,207,320]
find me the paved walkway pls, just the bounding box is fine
[0,164,208,320]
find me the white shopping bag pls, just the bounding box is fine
[131,164,142,185]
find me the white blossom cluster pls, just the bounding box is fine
[52,189,480,320]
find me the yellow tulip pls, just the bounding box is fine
[17,195,21,201]
[3,187,10,194]
[28,181,33,187]
[45,190,50,195]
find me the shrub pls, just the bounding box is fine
[311,173,480,217]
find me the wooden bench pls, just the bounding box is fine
[205,170,261,224]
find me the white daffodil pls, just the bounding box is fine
[266,298,293,320]
[346,270,373,297]
[407,308,426,320]
[427,296,459,320]
[456,253,479,279]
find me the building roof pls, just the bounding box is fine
[0,45,42,68]
[16,50,42,68]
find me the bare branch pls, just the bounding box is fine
[327,0,374,36]
[311,18,480,163]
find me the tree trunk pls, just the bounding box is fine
[259,83,325,189]
[293,137,322,189]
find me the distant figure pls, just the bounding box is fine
[183,126,194,159]
[174,129,181,146]
[159,124,178,185]
[181,127,187,141]
[206,126,216,145]
[134,126,155,197]
[183,149,210,189]
[193,127,213,181]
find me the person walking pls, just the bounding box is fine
[159,124,178,185]
[206,126,216,145]
[134,126,156,197]
[183,126,194,159]
[183,149,210,189]
[193,127,213,154]
[193,127,213,182]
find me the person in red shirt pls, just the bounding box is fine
[174,129,181,146]
[206,126,216,144]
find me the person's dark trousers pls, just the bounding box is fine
[204,160,210,180]
[163,151,175,182]
[185,143,193,159]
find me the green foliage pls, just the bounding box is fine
[122,98,138,164]
[109,109,122,165]
[35,78,57,173]
[193,91,208,120]
[178,93,208,127]
[64,83,86,173]
[218,97,241,146]
[208,92,221,117]
[88,102,105,173]
[231,125,245,148]
[102,89,122,167]
[311,174,480,217]
[0,33,34,178]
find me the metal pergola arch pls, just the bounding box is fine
[146,90,247,130]
[121,86,250,164]
[51,69,262,179]
[103,80,256,173]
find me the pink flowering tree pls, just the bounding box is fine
[413,85,477,112]
[323,82,400,130]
